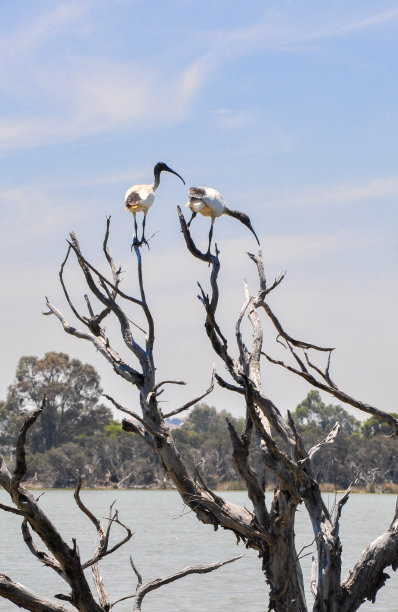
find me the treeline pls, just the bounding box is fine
[0,353,396,491]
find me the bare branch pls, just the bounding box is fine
[226,417,269,528]
[12,400,45,494]
[304,349,337,389]
[130,555,143,587]
[134,555,243,611]
[46,298,144,387]
[103,216,123,301]
[103,395,149,431]
[235,291,251,368]
[341,515,398,610]
[74,474,104,537]
[68,234,149,372]
[42,202,397,611]
[110,555,143,608]
[91,563,110,610]
[121,419,155,448]
[258,300,334,352]
[59,245,87,326]
[247,250,286,296]
[132,240,155,355]
[247,250,267,291]
[21,520,66,580]
[307,423,341,461]
[91,510,133,565]
[311,556,317,598]
[152,379,186,394]
[68,235,143,308]
[73,475,133,569]
[0,574,70,612]
[332,475,360,536]
[0,502,24,516]
[263,350,398,433]
[286,411,308,464]
[391,497,398,528]
[215,374,245,395]
[163,366,216,418]
[177,206,219,266]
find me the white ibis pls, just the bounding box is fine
[125,162,185,245]
[186,187,260,252]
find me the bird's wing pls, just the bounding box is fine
[187,187,225,216]
[189,187,206,198]
[125,190,142,207]
[200,188,225,215]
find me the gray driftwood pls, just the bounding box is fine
[0,403,240,611]
[0,218,242,612]
[41,214,398,610]
[40,209,398,612]
[41,213,398,611]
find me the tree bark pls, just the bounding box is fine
[43,216,398,611]
[0,574,70,612]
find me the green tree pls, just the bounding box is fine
[173,404,245,487]
[291,390,360,435]
[3,352,112,452]
[361,413,398,438]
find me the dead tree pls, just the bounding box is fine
[43,214,398,611]
[0,399,240,611]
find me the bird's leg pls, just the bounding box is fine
[131,213,140,250]
[207,218,215,254]
[140,213,150,249]
[187,211,197,228]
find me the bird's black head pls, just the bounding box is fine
[154,162,185,185]
[229,209,260,246]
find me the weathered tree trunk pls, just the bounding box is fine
[263,491,307,611]
[42,215,398,610]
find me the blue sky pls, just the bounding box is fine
[0,1,397,419]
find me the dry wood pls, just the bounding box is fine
[132,554,243,611]
[39,215,398,611]
[1,408,103,612]
[0,574,70,612]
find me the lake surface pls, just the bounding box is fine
[0,490,396,611]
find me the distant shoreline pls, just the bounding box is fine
[23,483,398,494]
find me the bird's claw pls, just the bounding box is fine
[130,236,150,251]
[131,236,140,251]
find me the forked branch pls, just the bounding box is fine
[131,554,243,611]
[0,575,70,612]
[41,214,397,612]
[74,475,133,570]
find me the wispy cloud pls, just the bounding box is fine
[236,6,398,49]
[1,4,398,151]
[177,5,398,104]
[316,6,398,38]
[0,57,193,149]
[211,109,256,130]
[0,3,198,150]
[0,185,85,251]
[265,176,398,208]
[220,229,371,268]
[0,2,88,58]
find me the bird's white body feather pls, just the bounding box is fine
[124,184,155,213]
[185,185,260,249]
[125,162,185,246]
[186,187,226,218]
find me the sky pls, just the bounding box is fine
[0,1,397,421]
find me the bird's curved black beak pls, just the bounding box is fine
[163,165,185,185]
[241,216,260,246]
[248,224,260,246]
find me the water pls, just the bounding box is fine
[0,490,396,611]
